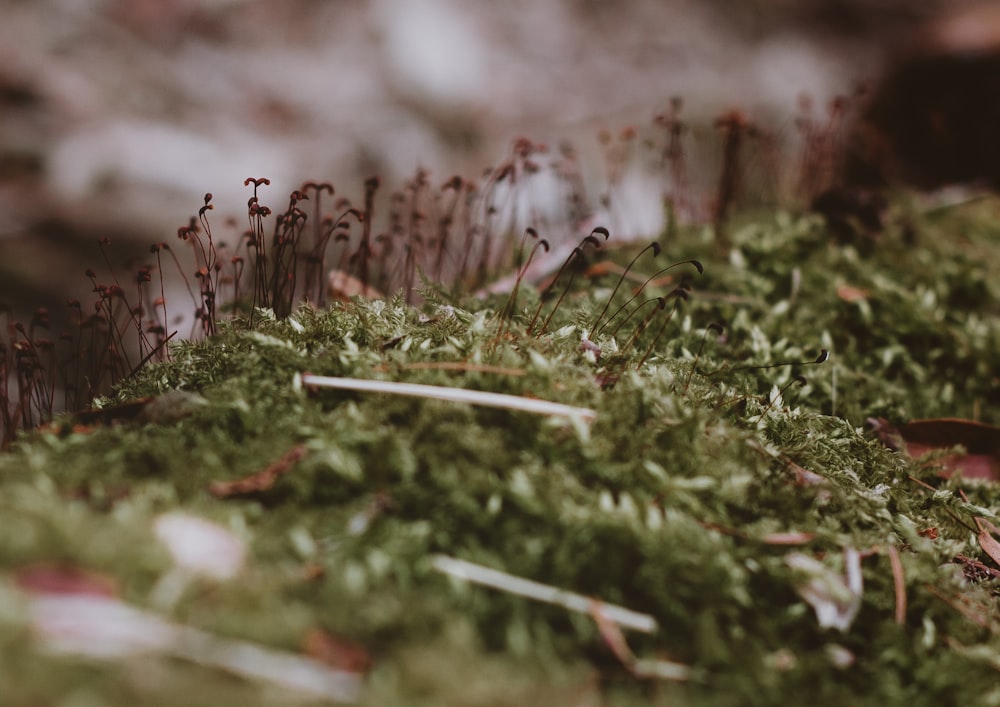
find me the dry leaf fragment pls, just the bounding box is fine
[328,270,384,301]
[835,284,870,302]
[899,418,1000,452]
[953,553,1000,582]
[208,444,308,498]
[869,417,1000,480]
[14,563,118,598]
[477,241,579,296]
[974,517,1000,568]
[589,603,691,681]
[302,628,372,674]
[778,454,834,499]
[791,466,827,487]
[762,531,816,546]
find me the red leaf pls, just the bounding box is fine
[14,563,119,598]
[870,417,1000,481]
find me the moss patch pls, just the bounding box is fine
[2,197,1000,705]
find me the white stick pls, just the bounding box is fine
[300,374,596,422]
[432,555,658,634]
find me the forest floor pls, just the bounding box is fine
[1,192,999,705]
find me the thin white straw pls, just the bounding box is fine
[431,555,658,634]
[300,374,596,422]
[29,595,360,701]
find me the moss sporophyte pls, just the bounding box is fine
[1,108,1000,705]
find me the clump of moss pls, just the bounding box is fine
[0,193,999,705]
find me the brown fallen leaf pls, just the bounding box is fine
[869,417,1000,481]
[975,517,1000,569]
[953,553,1000,582]
[302,563,326,581]
[208,444,309,498]
[302,628,372,674]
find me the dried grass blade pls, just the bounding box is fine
[301,374,595,422]
[431,555,656,633]
[886,545,907,625]
[590,602,691,681]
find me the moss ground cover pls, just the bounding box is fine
[1,193,999,705]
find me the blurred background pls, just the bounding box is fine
[0,0,983,315]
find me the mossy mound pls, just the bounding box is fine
[1,198,999,705]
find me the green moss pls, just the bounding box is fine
[1,197,999,704]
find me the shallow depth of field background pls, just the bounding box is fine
[0,0,976,315]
